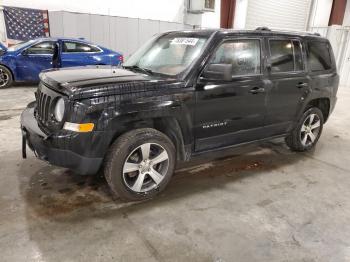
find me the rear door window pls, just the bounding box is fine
[63,41,100,53]
[307,41,332,71]
[269,39,304,73]
[293,40,304,71]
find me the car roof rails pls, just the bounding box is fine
[255,26,271,31]
[313,32,321,36]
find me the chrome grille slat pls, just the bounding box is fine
[43,95,47,120]
[40,93,45,120]
[38,92,43,120]
[44,96,51,121]
[37,91,41,117]
[42,94,47,121]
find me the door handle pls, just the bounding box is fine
[249,87,265,94]
[296,82,308,88]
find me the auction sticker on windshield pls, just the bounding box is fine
[171,38,199,46]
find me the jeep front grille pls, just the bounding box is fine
[35,82,61,126]
[36,91,52,122]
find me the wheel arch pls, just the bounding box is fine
[107,116,189,161]
[305,97,330,122]
[152,117,188,161]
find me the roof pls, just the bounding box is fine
[220,28,323,38]
[32,37,94,43]
[165,27,324,40]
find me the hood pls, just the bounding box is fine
[40,66,186,100]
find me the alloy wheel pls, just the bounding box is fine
[300,113,321,147]
[0,69,9,88]
[122,143,169,193]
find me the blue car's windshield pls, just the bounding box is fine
[7,40,36,51]
[124,33,209,76]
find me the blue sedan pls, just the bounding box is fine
[0,37,123,88]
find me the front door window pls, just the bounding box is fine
[210,39,261,77]
[25,41,55,55]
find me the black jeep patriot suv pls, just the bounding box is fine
[21,28,338,201]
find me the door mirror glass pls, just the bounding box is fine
[202,64,233,81]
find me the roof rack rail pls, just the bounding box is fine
[255,26,271,31]
[313,32,321,36]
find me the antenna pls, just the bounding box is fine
[255,27,271,31]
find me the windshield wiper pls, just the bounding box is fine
[123,65,154,75]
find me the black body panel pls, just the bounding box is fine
[20,29,339,175]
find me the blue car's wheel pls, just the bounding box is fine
[0,65,13,89]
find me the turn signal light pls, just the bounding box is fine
[63,122,94,133]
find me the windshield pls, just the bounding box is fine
[124,33,209,76]
[7,40,36,51]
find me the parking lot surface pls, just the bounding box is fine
[1,86,350,261]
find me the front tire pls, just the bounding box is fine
[104,128,176,201]
[0,65,13,89]
[285,107,324,151]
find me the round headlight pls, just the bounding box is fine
[54,98,65,122]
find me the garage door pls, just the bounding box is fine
[245,0,311,31]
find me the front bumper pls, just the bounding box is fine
[330,96,337,116]
[20,106,103,175]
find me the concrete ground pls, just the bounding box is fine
[0,85,350,262]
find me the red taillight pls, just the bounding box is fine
[118,55,123,63]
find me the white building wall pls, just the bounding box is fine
[48,11,194,58]
[233,0,248,29]
[0,0,221,52]
[307,0,333,28]
[0,0,186,23]
[200,0,221,28]
[245,0,312,31]
[342,0,350,26]
[233,0,313,31]
[0,0,221,27]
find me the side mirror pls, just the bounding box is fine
[21,49,29,56]
[202,64,232,81]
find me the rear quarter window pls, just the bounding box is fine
[307,41,333,72]
[63,41,101,53]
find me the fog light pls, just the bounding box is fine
[63,122,94,132]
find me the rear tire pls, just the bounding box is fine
[104,128,176,201]
[0,65,13,89]
[285,107,324,152]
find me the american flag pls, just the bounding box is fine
[3,6,50,42]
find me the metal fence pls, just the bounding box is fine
[49,11,193,58]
